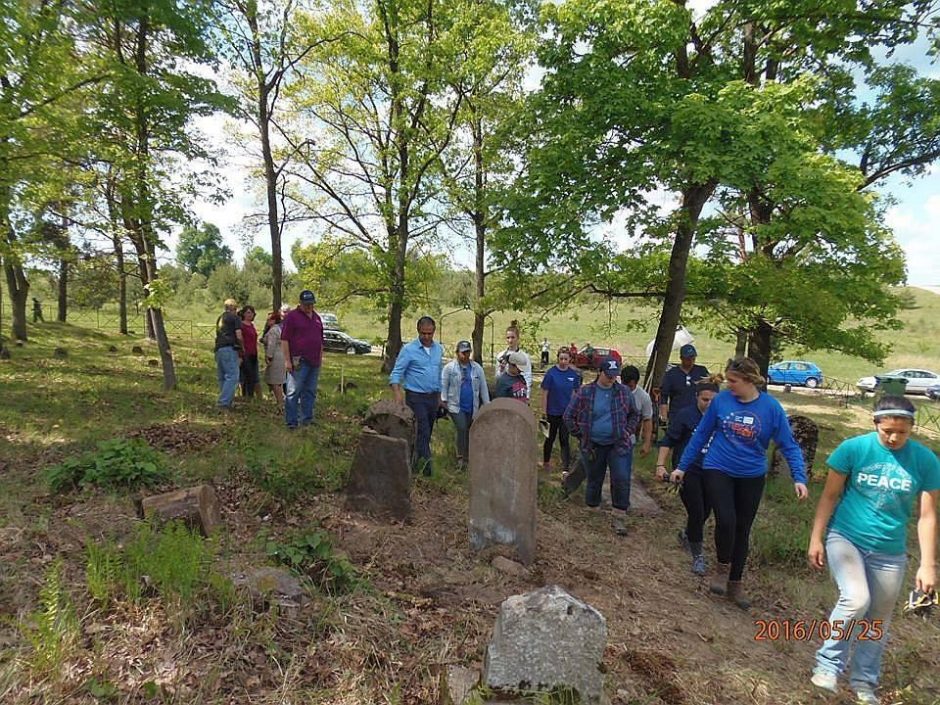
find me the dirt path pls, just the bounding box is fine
[327,476,837,705]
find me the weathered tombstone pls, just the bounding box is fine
[484,586,607,704]
[364,399,416,458]
[131,345,144,354]
[468,398,537,565]
[771,414,819,478]
[231,566,306,608]
[439,665,480,705]
[53,347,68,359]
[107,345,118,353]
[0,346,10,360]
[147,359,159,367]
[140,484,222,536]
[345,430,412,520]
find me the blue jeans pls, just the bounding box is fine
[814,531,906,689]
[450,410,472,463]
[406,391,439,476]
[215,347,240,408]
[582,444,632,510]
[285,360,321,427]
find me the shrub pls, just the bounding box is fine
[266,529,358,594]
[46,439,169,493]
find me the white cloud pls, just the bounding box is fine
[884,195,940,287]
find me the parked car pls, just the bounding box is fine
[323,330,371,355]
[926,384,940,401]
[767,361,823,388]
[570,345,623,371]
[856,368,940,394]
[320,312,341,330]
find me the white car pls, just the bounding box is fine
[856,368,940,394]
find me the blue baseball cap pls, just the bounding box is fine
[600,356,621,377]
[679,344,697,358]
[299,290,316,304]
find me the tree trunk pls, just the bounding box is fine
[3,260,28,341]
[735,328,748,357]
[57,257,68,322]
[470,108,487,365]
[747,318,773,380]
[148,306,177,390]
[644,181,715,388]
[384,222,407,373]
[248,6,282,311]
[115,237,127,334]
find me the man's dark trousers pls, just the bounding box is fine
[405,390,438,476]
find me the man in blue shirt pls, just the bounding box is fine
[659,343,709,424]
[390,316,445,476]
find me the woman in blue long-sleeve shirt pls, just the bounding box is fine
[672,356,809,608]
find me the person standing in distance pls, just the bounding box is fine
[390,316,444,476]
[214,298,243,410]
[441,340,490,470]
[540,338,550,368]
[540,348,581,473]
[496,321,532,400]
[808,395,939,704]
[620,365,653,456]
[659,343,709,424]
[280,290,324,429]
[564,356,640,536]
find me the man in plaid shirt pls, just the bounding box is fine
[564,356,641,535]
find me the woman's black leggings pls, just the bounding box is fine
[240,354,259,396]
[679,468,711,544]
[703,471,766,581]
[543,414,572,468]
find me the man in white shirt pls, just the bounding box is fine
[621,365,653,455]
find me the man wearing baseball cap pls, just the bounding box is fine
[280,289,324,428]
[659,343,709,424]
[563,355,641,535]
[440,340,490,470]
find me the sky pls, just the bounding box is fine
[186,5,940,288]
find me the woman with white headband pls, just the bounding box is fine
[808,395,940,704]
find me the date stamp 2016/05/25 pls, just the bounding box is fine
[754,619,884,642]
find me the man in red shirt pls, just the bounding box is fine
[280,290,325,428]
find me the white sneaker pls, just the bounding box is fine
[854,687,879,705]
[810,671,838,693]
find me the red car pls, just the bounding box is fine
[569,345,623,371]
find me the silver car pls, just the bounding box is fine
[856,368,940,394]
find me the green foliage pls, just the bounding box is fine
[266,529,358,594]
[46,438,169,493]
[176,222,233,277]
[84,522,229,607]
[20,560,79,675]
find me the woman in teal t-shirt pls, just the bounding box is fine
[808,395,940,704]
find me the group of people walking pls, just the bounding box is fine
[214,301,939,703]
[214,290,325,429]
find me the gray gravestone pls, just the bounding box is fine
[468,398,537,565]
[364,399,416,458]
[484,585,607,704]
[345,430,412,521]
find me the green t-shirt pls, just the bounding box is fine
[828,432,940,554]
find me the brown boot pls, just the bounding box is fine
[727,580,751,609]
[709,563,731,595]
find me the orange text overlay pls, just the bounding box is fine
[754,619,884,642]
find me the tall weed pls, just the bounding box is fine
[20,560,79,675]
